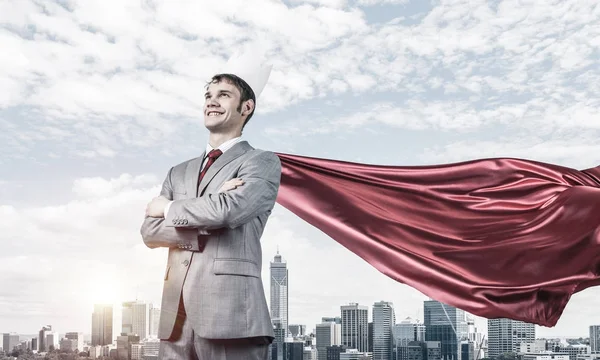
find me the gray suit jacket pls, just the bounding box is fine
[140,141,280,341]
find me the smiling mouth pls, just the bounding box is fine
[207,111,223,116]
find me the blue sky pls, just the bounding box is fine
[1,0,599,338]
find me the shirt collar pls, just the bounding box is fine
[205,136,243,155]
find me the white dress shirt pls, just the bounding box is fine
[163,136,243,216]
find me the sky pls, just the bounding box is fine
[1,0,599,340]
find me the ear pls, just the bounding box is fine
[243,99,255,116]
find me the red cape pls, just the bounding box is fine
[275,153,600,327]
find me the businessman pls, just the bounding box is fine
[140,52,280,360]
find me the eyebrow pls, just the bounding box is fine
[205,90,233,97]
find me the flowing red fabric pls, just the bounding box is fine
[274,153,600,327]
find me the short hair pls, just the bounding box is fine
[207,73,256,129]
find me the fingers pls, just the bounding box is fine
[219,178,244,193]
[226,178,244,187]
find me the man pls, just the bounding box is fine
[140,51,280,360]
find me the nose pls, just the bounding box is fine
[205,96,219,107]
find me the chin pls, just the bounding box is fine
[204,117,218,128]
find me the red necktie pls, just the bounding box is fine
[199,149,223,183]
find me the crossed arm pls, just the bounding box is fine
[140,151,281,249]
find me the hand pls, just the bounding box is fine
[219,178,244,193]
[146,196,170,218]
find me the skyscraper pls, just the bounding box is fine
[487,319,535,359]
[270,251,289,360]
[38,325,52,352]
[322,317,342,324]
[64,332,84,353]
[373,301,395,360]
[341,303,369,352]
[423,300,468,360]
[270,250,289,336]
[393,317,426,347]
[149,307,161,338]
[122,300,150,340]
[590,325,600,353]
[288,324,306,337]
[45,331,59,351]
[2,333,20,354]
[92,304,114,346]
[316,321,342,360]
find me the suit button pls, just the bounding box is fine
[183,260,189,267]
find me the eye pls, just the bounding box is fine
[219,93,229,97]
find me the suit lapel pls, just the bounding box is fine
[185,152,205,198]
[188,141,252,197]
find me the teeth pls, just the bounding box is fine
[208,112,222,116]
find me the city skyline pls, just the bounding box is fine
[3,297,600,359]
[4,299,599,357]
[2,248,598,338]
[2,0,600,341]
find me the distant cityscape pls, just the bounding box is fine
[2,251,600,360]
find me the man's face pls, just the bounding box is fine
[203,80,245,132]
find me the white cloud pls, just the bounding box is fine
[1,0,598,159]
[418,138,600,169]
[355,0,409,5]
[0,172,434,334]
[290,0,349,8]
[2,0,600,339]
[72,173,158,198]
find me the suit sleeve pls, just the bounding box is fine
[164,151,281,230]
[140,167,204,250]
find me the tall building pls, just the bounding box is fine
[340,348,372,359]
[397,341,442,360]
[2,333,20,354]
[272,319,287,360]
[393,317,426,347]
[289,325,306,337]
[284,340,305,360]
[468,316,487,360]
[373,301,395,360]
[143,338,160,359]
[65,332,84,352]
[38,325,52,352]
[117,334,140,360]
[423,300,468,360]
[322,317,342,324]
[487,319,535,359]
[591,326,600,353]
[92,304,114,346]
[45,331,59,351]
[316,321,342,360]
[149,307,161,338]
[369,322,374,353]
[122,300,150,340]
[59,338,78,352]
[461,341,475,360]
[270,250,289,360]
[341,303,369,352]
[270,251,289,336]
